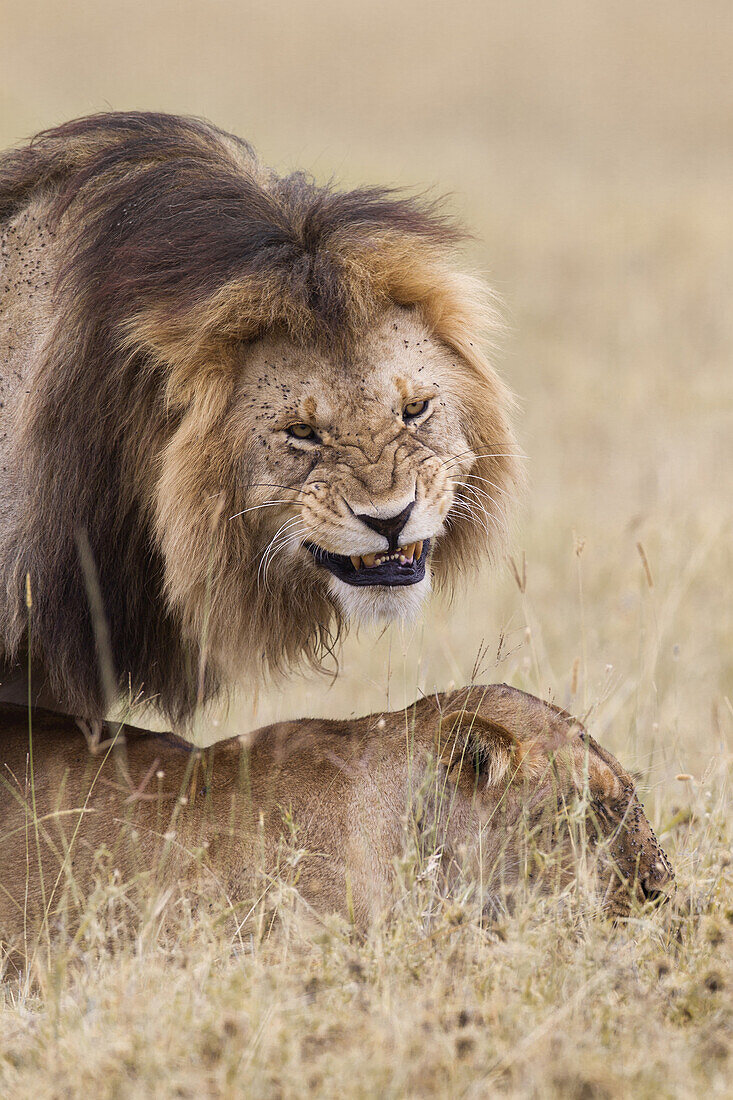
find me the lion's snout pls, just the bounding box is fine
[353,500,415,550]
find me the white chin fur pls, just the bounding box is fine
[328,572,432,626]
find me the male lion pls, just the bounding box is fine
[0,685,674,962]
[0,112,520,725]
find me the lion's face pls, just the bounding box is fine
[228,308,481,625]
[155,291,518,694]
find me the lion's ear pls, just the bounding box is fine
[436,710,519,787]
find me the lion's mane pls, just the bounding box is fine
[0,112,519,723]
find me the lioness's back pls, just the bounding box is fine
[0,702,418,944]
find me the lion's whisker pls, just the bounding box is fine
[229,500,304,522]
[441,448,475,466]
[251,482,311,497]
[451,472,513,499]
[449,478,501,506]
[443,452,525,469]
[262,523,311,595]
[257,514,306,592]
[447,493,504,539]
[450,480,505,521]
[260,514,327,592]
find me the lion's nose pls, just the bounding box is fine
[355,502,415,551]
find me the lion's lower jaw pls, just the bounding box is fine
[328,571,432,626]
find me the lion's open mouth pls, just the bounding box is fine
[305,540,430,587]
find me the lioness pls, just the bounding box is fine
[0,685,673,964]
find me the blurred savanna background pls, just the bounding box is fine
[1,2,731,1095]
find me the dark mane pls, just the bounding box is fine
[1,112,460,345]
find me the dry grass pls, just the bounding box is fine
[1,0,732,1095]
[0,785,731,1097]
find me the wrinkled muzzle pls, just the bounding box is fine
[299,451,453,591]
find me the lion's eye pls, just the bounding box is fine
[403,398,429,420]
[286,423,318,441]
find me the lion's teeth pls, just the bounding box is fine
[350,556,362,571]
[356,545,423,569]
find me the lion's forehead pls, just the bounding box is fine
[236,309,455,422]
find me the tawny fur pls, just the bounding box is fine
[0,684,674,964]
[0,113,521,724]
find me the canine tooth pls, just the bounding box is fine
[350,555,362,571]
[361,553,376,568]
[415,540,423,560]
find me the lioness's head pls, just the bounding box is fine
[437,688,675,917]
[3,112,520,720]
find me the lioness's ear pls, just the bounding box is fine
[436,710,518,787]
